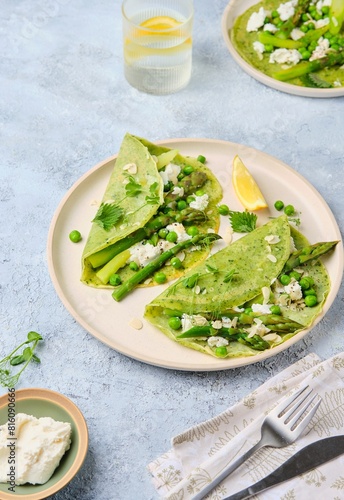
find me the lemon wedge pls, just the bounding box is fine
[140,16,182,31]
[232,155,268,211]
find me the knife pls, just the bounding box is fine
[223,436,344,500]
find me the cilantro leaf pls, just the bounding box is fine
[145,182,160,205]
[125,176,142,197]
[228,210,257,233]
[92,203,123,231]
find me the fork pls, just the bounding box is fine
[191,385,322,500]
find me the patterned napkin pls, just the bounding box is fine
[148,352,344,499]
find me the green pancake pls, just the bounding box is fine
[145,216,332,359]
[81,133,222,288]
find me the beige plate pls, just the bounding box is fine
[0,388,88,499]
[47,138,343,371]
[222,0,344,98]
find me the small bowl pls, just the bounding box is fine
[0,388,88,499]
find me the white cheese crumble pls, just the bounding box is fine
[172,186,184,197]
[310,37,330,61]
[264,23,278,32]
[166,222,191,243]
[129,240,173,267]
[277,0,297,21]
[251,303,271,314]
[159,163,181,186]
[269,48,302,65]
[189,194,209,211]
[290,28,305,40]
[247,7,266,32]
[122,162,137,174]
[253,41,266,60]
[0,413,71,485]
[307,17,330,29]
[211,320,223,329]
[284,279,303,300]
[207,336,229,348]
[181,314,208,332]
[245,318,271,338]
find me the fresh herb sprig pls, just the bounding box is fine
[92,203,124,231]
[228,210,257,233]
[0,332,43,387]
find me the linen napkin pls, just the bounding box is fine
[148,352,344,499]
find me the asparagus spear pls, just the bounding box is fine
[177,326,270,351]
[164,171,208,204]
[259,25,329,49]
[88,208,208,268]
[283,240,339,273]
[275,0,311,38]
[273,51,344,81]
[112,233,222,301]
[329,0,344,35]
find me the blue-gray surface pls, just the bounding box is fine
[1,1,344,499]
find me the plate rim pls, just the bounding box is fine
[47,137,343,371]
[0,388,88,500]
[221,0,344,98]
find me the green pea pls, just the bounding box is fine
[272,16,281,25]
[154,272,167,284]
[270,305,281,315]
[289,271,301,281]
[302,50,311,60]
[158,228,168,239]
[284,204,295,216]
[171,257,182,269]
[109,274,122,286]
[304,288,317,296]
[301,13,309,21]
[166,231,178,243]
[183,165,194,175]
[307,22,315,30]
[280,274,291,286]
[331,43,340,51]
[215,346,227,357]
[177,200,187,210]
[186,195,196,204]
[129,262,139,271]
[304,295,318,307]
[197,155,206,163]
[244,307,253,314]
[264,43,274,52]
[186,226,199,237]
[274,200,284,211]
[321,6,329,14]
[218,204,230,216]
[313,12,322,20]
[168,316,182,330]
[299,277,311,290]
[195,189,205,196]
[69,230,82,243]
[164,181,173,192]
[300,24,308,33]
[177,173,184,181]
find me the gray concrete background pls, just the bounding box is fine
[1,1,344,499]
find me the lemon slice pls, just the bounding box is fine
[232,155,268,211]
[140,16,182,31]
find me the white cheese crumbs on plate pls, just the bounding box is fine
[290,28,305,40]
[129,318,143,330]
[166,222,191,243]
[264,23,278,32]
[122,162,137,174]
[159,163,180,186]
[189,194,209,211]
[247,7,266,32]
[284,279,303,300]
[207,336,229,348]
[172,186,184,197]
[310,37,330,61]
[277,0,297,21]
[269,48,302,65]
[253,41,265,60]
[211,320,223,329]
[252,303,271,314]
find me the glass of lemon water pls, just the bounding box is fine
[122,0,194,94]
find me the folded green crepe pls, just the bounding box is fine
[81,133,222,288]
[145,216,332,359]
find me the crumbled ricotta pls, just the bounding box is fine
[129,240,173,267]
[211,320,223,329]
[264,23,278,32]
[315,0,332,14]
[284,279,303,301]
[207,336,229,348]
[290,28,305,40]
[189,194,209,211]
[308,17,330,29]
[277,0,297,21]
[172,186,184,197]
[310,37,330,61]
[159,163,181,186]
[253,41,265,60]
[247,7,266,32]
[269,48,302,65]
[166,222,191,243]
[251,303,272,314]
[0,413,71,485]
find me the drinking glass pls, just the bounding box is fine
[122,0,194,95]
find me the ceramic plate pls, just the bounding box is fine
[0,388,88,499]
[222,0,344,98]
[47,138,343,371]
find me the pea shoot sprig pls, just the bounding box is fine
[0,332,43,387]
